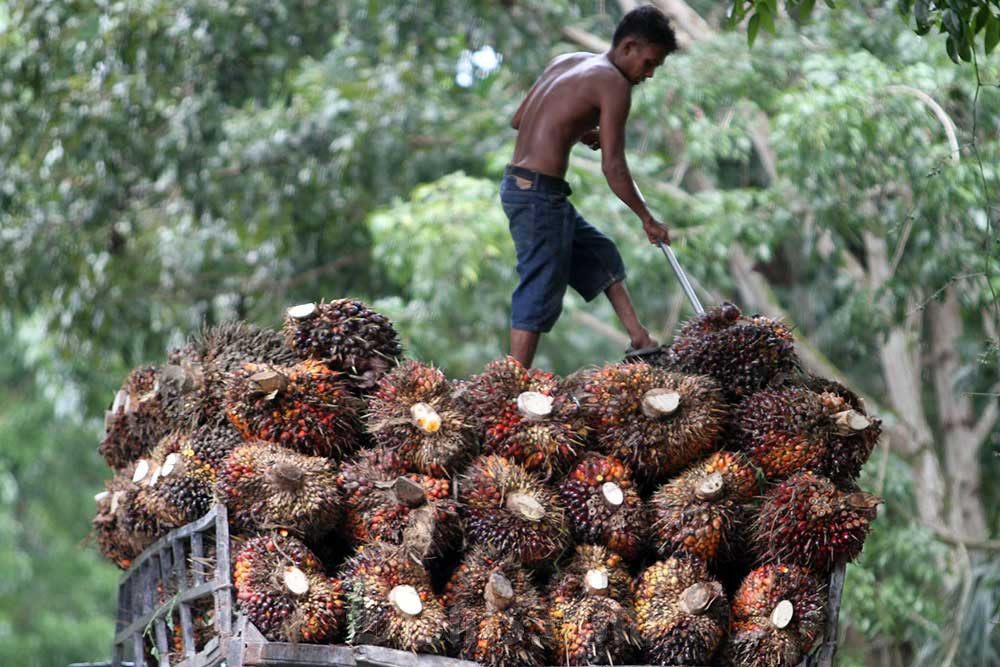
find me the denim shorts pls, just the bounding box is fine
[500,166,626,333]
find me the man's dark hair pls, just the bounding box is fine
[612,5,678,53]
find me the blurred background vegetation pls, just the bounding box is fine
[0,1,997,665]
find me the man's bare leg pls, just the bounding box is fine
[605,280,658,349]
[510,328,541,368]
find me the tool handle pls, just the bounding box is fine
[659,242,705,315]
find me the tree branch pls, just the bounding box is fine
[561,26,610,53]
[886,85,960,165]
[650,0,715,44]
[971,388,999,445]
[616,0,639,12]
[569,309,630,347]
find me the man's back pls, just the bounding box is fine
[510,53,626,179]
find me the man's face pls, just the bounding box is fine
[621,39,669,85]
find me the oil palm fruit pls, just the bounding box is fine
[144,431,214,528]
[460,356,585,480]
[340,541,449,654]
[725,563,826,667]
[336,448,460,562]
[459,454,570,566]
[115,459,166,556]
[752,471,881,571]
[92,472,141,569]
[219,442,340,538]
[634,555,729,666]
[651,450,758,563]
[548,546,640,666]
[665,303,798,401]
[233,532,344,642]
[99,365,171,469]
[444,546,549,667]
[366,361,477,477]
[282,299,403,390]
[557,454,648,561]
[797,375,881,483]
[224,359,361,459]
[161,322,298,428]
[577,362,727,482]
[187,422,243,476]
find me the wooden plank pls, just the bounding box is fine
[114,581,221,645]
[213,505,233,636]
[120,508,219,579]
[191,532,205,586]
[153,617,169,667]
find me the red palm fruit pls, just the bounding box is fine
[99,365,171,469]
[114,459,167,556]
[336,448,460,562]
[460,356,586,480]
[752,471,881,571]
[664,303,799,402]
[634,555,730,666]
[577,362,727,482]
[366,361,477,476]
[459,455,570,566]
[224,359,361,459]
[444,546,549,667]
[651,450,759,563]
[725,563,826,667]
[219,442,340,538]
[339,541,449,654]
[233,533,343,642]
[797,375,882,483]
[557,454,648,561]
[548,545,633,607]
[186,422,243,478]
[282,299,403,390]
[143,431,214,528]
[160,322,298,428]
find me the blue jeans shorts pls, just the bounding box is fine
[500,165,626,333]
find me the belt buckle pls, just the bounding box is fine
[514,175,533,190]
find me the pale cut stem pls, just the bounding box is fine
[506,493,545,521]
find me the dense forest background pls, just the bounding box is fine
[0,1,997,665]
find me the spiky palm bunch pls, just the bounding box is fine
[282,299,403,390]
[143,431,215,528]
[724,563,826,667]
[549,545,633,606]
[218,442,340,538]
[233,533,344,642]
[577,362,727,482]
[160,322,298,428]
[651,450,759,563]
[366,361,476,476]
[752,471,881,571]
[557,454,648,561]
[336,448,460,562]
[796,374,882,483]
[460,356,586,480]
[113,460,166,558]
[224,359,362,459]
[340,541,449,654]
[186,422,243,476]
[444,546,549,667]
[634,555,730,666]
[458,455,570,566]
[664,303,799,402]
[99,365,171,469]
[92,470,143,569]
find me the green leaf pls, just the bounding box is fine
[959,34,972,61]
[946,35,961,63]
[758,4,776,34]
[986,17,1000,54]
[824,0,835,7]
[973,6,990,34]
[748,12,761,47]
[914,0,931,33]
[942,9,964,42]
[896,0,912,17]
[798,0,817,20]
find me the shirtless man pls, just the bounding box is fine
[501,5,677,368]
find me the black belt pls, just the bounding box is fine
[504,165,572,195]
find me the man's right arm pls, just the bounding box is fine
[598,79,671,245]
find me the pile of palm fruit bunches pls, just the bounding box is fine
[91,299,883,667]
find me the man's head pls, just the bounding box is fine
[610,5,677,85]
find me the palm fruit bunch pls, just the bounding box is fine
[224,359,361,459]
[218,442,340,538]
[340,541,449,654]
[459,454,569,566]
[460,356,585,480]
[557,454,648,561]
[444,546,549,667]
[169,599,215,660]
[99,365,171,469]
[159,322,298,428]
[366,360,476,477]
[114,459,167,555]
[752,471,881,571]
[142,431,215,528]
[282,299,403,390]
[548,545,641,666]
[336,448,460,562]
[92,474,141,569]
[186,422,243,478]
[664,302,798,401]
[651,450,759,563]
[576,361,727,482]
[233,532,344,642]
[724,563,826,667]
[634,555,730,666]
[796,374,882,484]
